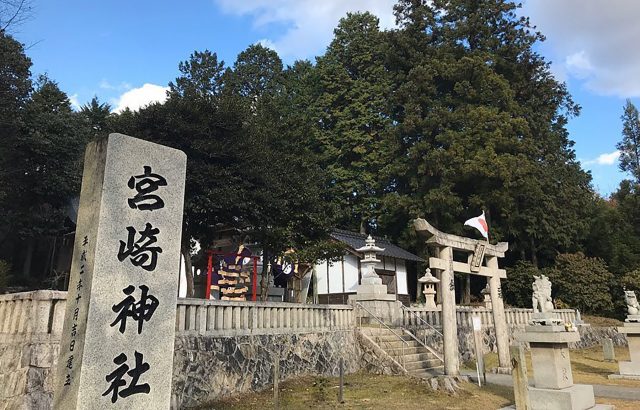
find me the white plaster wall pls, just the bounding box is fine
[396,259,408,295]
[314,260,329,294]
[343,255,359,292]
[328,260,343,293]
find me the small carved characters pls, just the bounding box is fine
[532,275,554,313]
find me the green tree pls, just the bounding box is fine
[80,96,112,138]
[313,12,393,233]
[0,32,31,247]
[503,261,539,308]
[618,100,640,183]
[0,75,87,279]
[386,0,592,266]
[546,252,613,314]
[226,45,340,299]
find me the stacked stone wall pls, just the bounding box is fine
[171,330,360,408]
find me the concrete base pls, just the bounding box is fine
[624,315,640,323]
[500,406,613,410]
[617,360,640,375]
[529,384,595,410]
[608,373,640,380]
[349,298,402,326]
[492,366,513,375]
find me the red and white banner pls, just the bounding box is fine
[464,211,489,239]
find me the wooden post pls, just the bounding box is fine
[472,316,485,386]
[338,357,344,403]
[273,355,280,409]
[510,344,531,410]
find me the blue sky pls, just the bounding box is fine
[12,0,637,196]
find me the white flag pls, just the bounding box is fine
[464,211,489,239]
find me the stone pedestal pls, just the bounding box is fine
[609,321,640,380]
[517,326,613,410]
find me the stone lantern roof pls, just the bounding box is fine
[418,268,440,284]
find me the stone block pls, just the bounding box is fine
[530,343,573,389]
[602,338,615,361]
[624,315,640,323]
[528,384,595,410]
[618,360,640,375]
[517,327,581,344]
[2,368,28,398]
[0,345,21,373]
[626,334,640,362]
[26,367,47,393]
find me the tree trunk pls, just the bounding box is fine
[181,239,194,298]
[22,238,34,279]
[530,236,538,268]
[260,253,270,301]
[463,274,471,305]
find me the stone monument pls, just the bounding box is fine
[418,268,440,310]
[609,290,640,380]
[515,277,613,410]
[53,134,187,409]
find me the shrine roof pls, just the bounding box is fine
[330,229,425,262]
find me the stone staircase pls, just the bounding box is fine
[360,326,444,377]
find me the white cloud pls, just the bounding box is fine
[524,0,640,97]
[99,79,132,91]
[112,83,169,113]
[584,150,621,166]
[214,0,396,60]
[68,94,81,111]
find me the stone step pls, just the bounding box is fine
[367,333,414,342]
[384,346,426,356]
[403,359,443,371]
[408,366,445,378]
[360,326,400,335]
[401,352,440,362]
[376,339,423,350]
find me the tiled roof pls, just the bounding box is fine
[330,229,425,262]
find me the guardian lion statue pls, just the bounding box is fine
[532,275,554,313]
[625,290,640,316]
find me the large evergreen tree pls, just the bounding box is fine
[618,100,640,183]
[385,0,592,266]
[313,12,393,233]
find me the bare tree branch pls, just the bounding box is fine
[0,0,33,33]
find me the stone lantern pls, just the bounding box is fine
[481,283,492,309]
[356,235,385,284]
[349,235,395,302]
[418,268,440,309]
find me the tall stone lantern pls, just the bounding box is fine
[357,235,385,284]
[348,235,397,325]
[418,268,440,310]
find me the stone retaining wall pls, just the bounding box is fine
[172,330,360,408]
[0,291,66,410]
[410,324,628,364]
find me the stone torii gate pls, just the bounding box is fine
[414,218,511,375]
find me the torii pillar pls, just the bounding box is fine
[414,218,511,375]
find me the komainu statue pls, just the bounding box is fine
[625,290,640,316]
[532,275,554,313]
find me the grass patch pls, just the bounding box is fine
[467,345,640,388]
[201,372,514,409]
[582,315,623,327]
